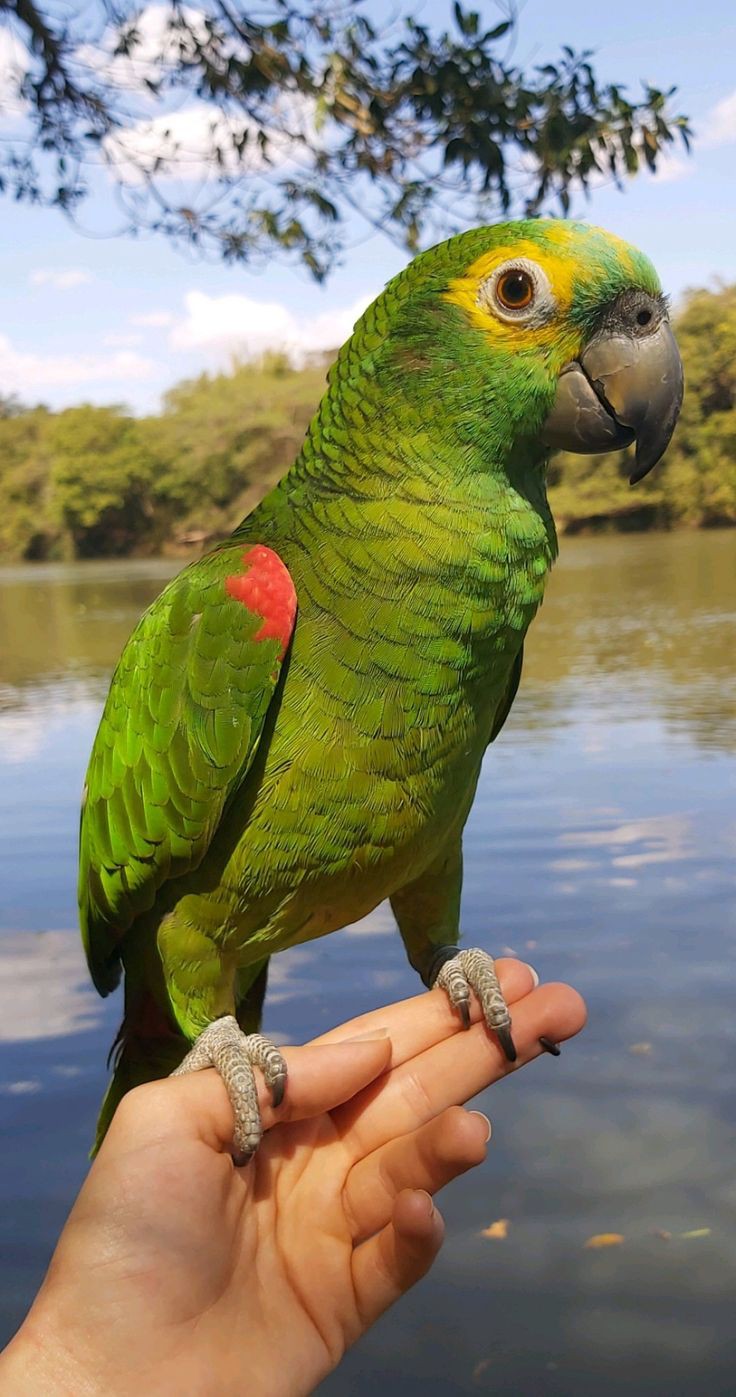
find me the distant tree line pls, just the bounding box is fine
[0,284,734,563]
[0,353,327,559]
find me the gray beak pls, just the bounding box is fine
[541,312,684,485]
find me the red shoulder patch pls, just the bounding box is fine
[225,545,297,658]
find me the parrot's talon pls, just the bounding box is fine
[269,1071,287,1109]
[539,1036,561,1057]
[495,1023,517,1064]
[430,946,513,1055]
[171,1016,287,1162]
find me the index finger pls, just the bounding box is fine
[334,981,587,1163]
[310,957,537,1068]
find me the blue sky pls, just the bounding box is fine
[1,0,735,414]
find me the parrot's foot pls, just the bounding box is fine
[428,947,517,1063]
[171,1016,287,1165]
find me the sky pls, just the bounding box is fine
[0,0,735,415]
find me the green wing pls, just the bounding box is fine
[488,644,524,746]
[79,541,296,995]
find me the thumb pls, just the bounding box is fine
[110,1034,392,1155]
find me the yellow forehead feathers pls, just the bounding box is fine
[442,222,640,358]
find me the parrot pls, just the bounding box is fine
[79,220,683,1162]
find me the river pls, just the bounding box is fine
[1,530,734,1394]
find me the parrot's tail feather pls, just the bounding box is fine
[93,1016,188,1158]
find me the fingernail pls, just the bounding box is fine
[468,1110,493,1142]
[524,963,540,989]
[416,1188,435,1218]
[340,1027,390,1043]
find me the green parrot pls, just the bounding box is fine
[79,220,683,1161]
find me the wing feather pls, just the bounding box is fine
[79,542,296,994]
[488,644,524,747]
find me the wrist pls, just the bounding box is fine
[0,1300,105,1397]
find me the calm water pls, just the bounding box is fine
[1,531,735,1395]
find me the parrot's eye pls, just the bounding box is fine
[496,269,534,311]
[478,257,556,327]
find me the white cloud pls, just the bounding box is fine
[76,4,212,92]
[702,90,736,148]
[130,309,175,328]
[0,333,156,394]
[170,289,371,361]
[0,27,29,119]
[558,814,691,869]
[0,710,45,765]
[342,903,396,938]
[0,930,103,1042]
[77,5,311,189]
[102,331,144,348]
[104,100,305,184]
[29,267,94,290]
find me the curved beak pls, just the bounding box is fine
[541,319,684,484]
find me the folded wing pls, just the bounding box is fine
[79,542,297,995]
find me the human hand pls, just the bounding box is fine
[1,963,585,1396]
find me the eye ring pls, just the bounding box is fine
[478,257,556,327]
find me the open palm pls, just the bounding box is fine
[5,961,585,1397]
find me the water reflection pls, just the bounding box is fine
[0,558,177,694]
[0,931,103,1047]
[1,533,734,750]
[1,531,735,1393]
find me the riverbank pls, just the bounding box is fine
[1,282,734,560]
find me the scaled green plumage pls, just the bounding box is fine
[79,220,672,1150]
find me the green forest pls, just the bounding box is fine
[1,282,734,563]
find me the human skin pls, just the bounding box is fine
[0,961,585,1397]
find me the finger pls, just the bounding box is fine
[344,1106,490,1243]
[109,1036,392,1156]
[110,962,535,1156]
[313,957,538,1065]
[335,982,586,1162]
[351,1189,445,1331]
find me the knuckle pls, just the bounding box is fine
[400,1066,434,1120]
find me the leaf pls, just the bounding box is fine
[486,21,512,41]
[584,1233,624,1249]
[680,1228,711,1239]
[481,1218,510,1239]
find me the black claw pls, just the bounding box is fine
[539,1036,561,1057]
[231,1150,253,1169]
[496,1024,517,1063]
[270,1073,287,1109]
[459,1000,471,1030]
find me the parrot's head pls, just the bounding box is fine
[361,219,683,484]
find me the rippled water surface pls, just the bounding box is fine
[1,531,735,1394]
